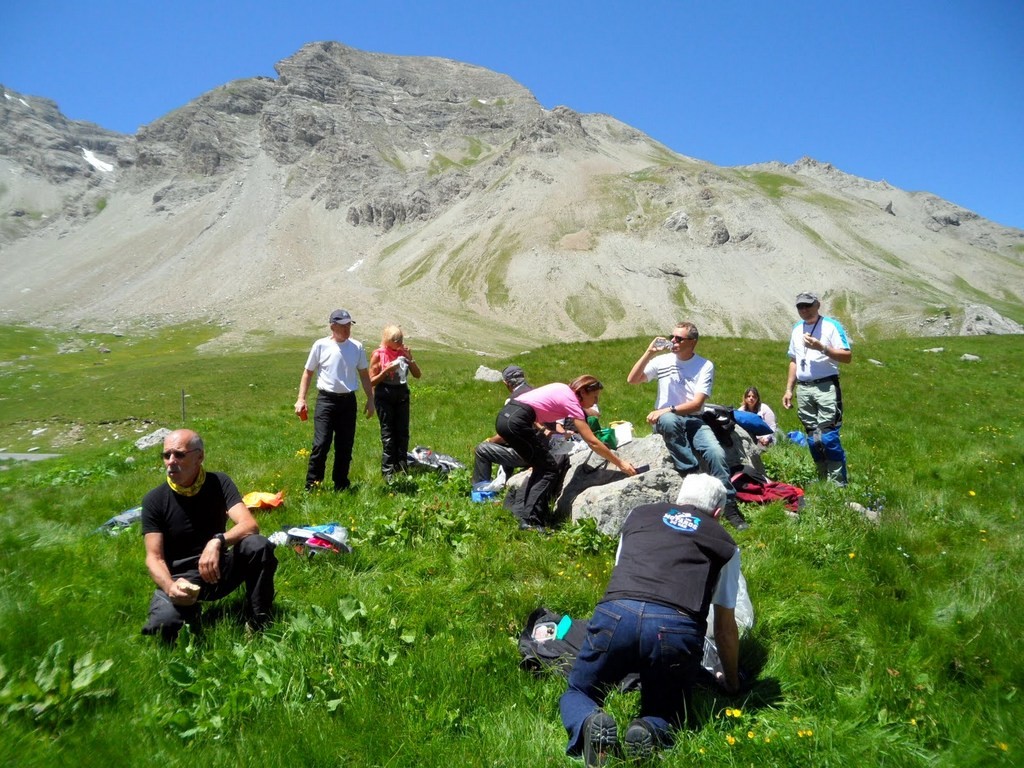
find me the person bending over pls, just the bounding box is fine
[559,474,741,765]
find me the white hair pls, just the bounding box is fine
[675,473,727,514]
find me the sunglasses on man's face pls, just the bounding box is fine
[162,449,199,460]
[671,335,694,343]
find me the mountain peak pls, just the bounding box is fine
[1,45,1021,347]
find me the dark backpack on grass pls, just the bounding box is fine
[518,607,588,677]
[518,606,640,690]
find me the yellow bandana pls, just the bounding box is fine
[167,467,206,497]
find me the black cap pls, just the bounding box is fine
[329,309,354,325]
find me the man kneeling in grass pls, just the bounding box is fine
[559,474,741,765]
[141,429,277,642]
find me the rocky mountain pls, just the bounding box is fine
[2,41,1022,351]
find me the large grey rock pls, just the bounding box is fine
[504,434,677,533]
[474,365,504,383]
[505,428,769,535]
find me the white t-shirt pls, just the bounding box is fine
[788,315,851,382]
[642,353,715,410]
[305,336,369,393]
[711,549,742,609]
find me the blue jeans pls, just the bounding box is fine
[654,413,736,502]
[559,599,704,755]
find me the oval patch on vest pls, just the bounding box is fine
[662,509,701,533]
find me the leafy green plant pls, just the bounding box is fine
[559,517,615,557]
[0,640,114,731]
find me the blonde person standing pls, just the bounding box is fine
[368,325,422,478]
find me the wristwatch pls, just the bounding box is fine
[214,533,227,549]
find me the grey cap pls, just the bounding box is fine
[329,309,355,325]
[501,365,527,387]
[795,292,820,306]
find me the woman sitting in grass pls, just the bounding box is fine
[495,374,636,531]
[368,324,421,479]
[739,386,777,447]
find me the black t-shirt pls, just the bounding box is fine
[602,502,737,622]
[141,472,242,568]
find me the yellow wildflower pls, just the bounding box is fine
[726,735,736,745]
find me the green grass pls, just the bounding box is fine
[740,170,806,199]
[1,325,1022,766]
[564,284,626,336]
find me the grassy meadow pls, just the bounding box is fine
[0,323,1021,767]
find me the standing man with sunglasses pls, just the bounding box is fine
[627,322,749,530]
[783,292,852,485]
[140,429,277,642]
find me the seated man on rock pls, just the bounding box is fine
[141,429,277,642]
[559,474,741,765]
[627,321,749,530]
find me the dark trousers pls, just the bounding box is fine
[306,390,357,490]
[375,383,411,476]
[141,535,278,642]
[496,401,562,526]
[472,441,527,484]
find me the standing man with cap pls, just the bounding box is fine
[783,292,853,485]
[296,309,375,491]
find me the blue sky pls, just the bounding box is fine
[3,0,1021,229]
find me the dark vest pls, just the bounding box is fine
[602,502,737,623]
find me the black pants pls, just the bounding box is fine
[375,383,411,476]
[306,390,357,490]
[141,535,278,642]
[473,441,527,484]
[496,401,563,526]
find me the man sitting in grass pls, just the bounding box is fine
[140,429,277,642]
[559,474,741,765]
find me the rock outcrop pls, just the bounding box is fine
[1,43,1022,347]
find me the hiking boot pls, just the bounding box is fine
[722,500,750,531]
[582,710,618,767]
[622,718,657,760]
